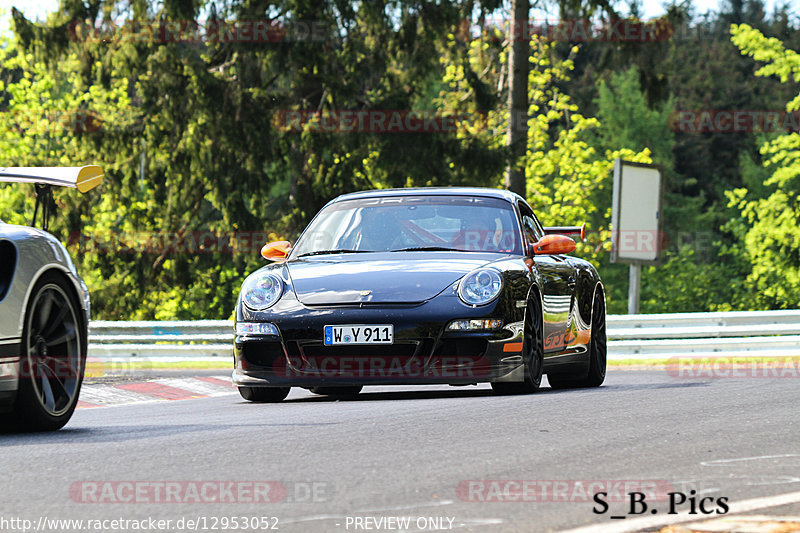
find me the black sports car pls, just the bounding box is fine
[233,187,606,402]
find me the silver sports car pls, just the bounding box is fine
[0,166,102,431]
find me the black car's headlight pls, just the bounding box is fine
[241,271,284,310]
[457,269,503,306]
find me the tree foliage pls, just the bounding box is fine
[1,1,799,317]
[727,23,800,307]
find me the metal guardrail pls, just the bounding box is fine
[88,320,232,361]
[607,310,800,359]
[86,311,800,361]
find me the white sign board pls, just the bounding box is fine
[611,159,663,264]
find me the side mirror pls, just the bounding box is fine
[261,240,292,262]
[530,234,576,256]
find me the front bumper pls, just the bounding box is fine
[233,297,526,388]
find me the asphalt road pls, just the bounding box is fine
[1,368,799,533]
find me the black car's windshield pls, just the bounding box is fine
[291,195,522,257]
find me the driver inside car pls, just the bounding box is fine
[451,212,501,251]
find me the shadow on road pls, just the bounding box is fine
[0,420,337,444]
[284,378,712,403]
[285,387,497,403]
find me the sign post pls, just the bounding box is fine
[610,159,663,314]
[628,263,641,314]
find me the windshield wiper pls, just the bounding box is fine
[389,246,464,252]
[296,249,376,257]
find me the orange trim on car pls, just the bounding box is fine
[503,342,523,352]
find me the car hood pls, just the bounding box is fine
[286,252,509,305]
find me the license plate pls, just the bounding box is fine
[324,325,394,345]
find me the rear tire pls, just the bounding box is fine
[238,386,290,403]
[491,296,543,395]
[10,272,87,431]
[308,386,362,398]
[548,287,607,389]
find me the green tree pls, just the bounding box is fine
[589,67,748,312]
[437,30,653,312]
[5,0,507,319]
[727,23,800,308]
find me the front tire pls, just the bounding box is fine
[491,296,544,395]
[10,272,87,431]
[548,287,607,389]
[238,386,290,403]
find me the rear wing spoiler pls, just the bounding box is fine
[543,223,586,241]
[0,166,103,231]
[0,166,103,193]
